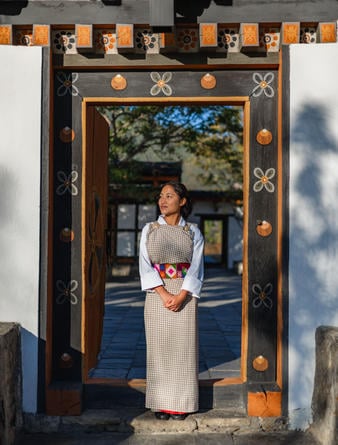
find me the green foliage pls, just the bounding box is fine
[98,105,243,197]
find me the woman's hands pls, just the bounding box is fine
[165,291,188,312]
[153,286,189,312]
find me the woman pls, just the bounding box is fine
[139,181,204,420]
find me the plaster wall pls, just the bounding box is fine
[1,0,337,24]
[0,45,42,413]
[288,43,338,429]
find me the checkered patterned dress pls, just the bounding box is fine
[144,223,199,413]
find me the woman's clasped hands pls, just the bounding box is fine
[164,293,186,312]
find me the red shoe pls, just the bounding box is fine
[161,410,187,420]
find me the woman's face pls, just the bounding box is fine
[158,185,186,218]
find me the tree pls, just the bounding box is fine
[191,106,243,192]
[98,104,243,197]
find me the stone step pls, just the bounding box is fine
[23,408,286,436]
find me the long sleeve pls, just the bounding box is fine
[139,223,164,291]
[181,224,204,298]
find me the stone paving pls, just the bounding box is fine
[18,430,319,445]
[89,268,243,380]
[18,408,320,444]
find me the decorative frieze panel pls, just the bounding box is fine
[259,26,280,53]
[134,28,159,54]
[52,30,76,54]
[116,24,134,49]
[94,29,117,54]
[0,25,12,44]
[33,24,50,46]
[1,22,336,54]
[199,23,218,47]
[14,28,33,46]
[75,24,93,48]
[318,22,337,43]
[177,28,199,53]
[281,22,300,45]
[300,25,317,44]
[217,26,240,52]
[240,23,259,48]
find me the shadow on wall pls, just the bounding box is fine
[0,167,16,307]
[289,102,338,409]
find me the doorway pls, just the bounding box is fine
[86,104,245,385]
[48,67,282,416]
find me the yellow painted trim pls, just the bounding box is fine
[81,101,87,372]
[83,96,250,105]
[81,95,250,387]
[85,376,244,387]
[241,99,250,383]
[276,50,283,390]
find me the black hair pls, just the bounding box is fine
[159,181,193,219]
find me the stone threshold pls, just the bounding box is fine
[23,408,287,435]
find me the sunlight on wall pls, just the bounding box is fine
[0,46,42,413]
[289,43,338,429]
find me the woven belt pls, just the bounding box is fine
[153,262,190,279]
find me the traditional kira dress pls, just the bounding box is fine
[143,221,200,413]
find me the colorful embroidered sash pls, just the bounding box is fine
[153,262,190,279]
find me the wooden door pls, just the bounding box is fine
[83,106,109,376]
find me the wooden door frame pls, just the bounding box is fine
[45,65,285,417]
[81,96,250,389]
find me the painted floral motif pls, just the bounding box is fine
[253,167,275,193]
[53,31,76,53]
[177,29,198,52]
[15,29,33,46]
[56,169,79,196]
[56,280,78,305]
[251,72,275,98]
[135,29,157,51]
[300,27,316,44]
[260,28,280,52]
[94,29,116,54]
[252,283,273,309]
[217,28,238,51]
[88,192,104,293]
[150,72,172,96]
[56,72,79,97]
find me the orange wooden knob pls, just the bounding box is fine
[256,220,272,237]
[201,73,216,89]
[256,128,272,145]
[111,74,127,90]
[253,355,269,371]
[60,227,75,242]
[59,127,75,143]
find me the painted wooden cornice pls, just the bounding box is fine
[0,21,336,55]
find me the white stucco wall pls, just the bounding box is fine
[289,43,338,429]
[0,46,42,413]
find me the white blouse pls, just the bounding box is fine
[139,215,204,298]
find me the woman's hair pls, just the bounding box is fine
[159,181,193,219]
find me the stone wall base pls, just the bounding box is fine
[0,322,22,445]
[310,326,338,445]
